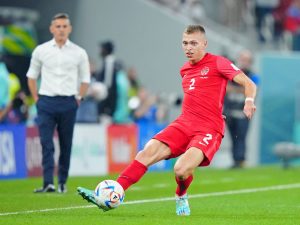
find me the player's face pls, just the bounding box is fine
[50,18,72,44]
[182,31,207,64]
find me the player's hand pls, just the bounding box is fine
[243,100,256,120]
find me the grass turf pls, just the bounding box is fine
[0,165,299,225]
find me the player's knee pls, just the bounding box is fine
[173,164,191,179]
[135,140,169,166]
[135,150,148,161]
[135,144,158,166]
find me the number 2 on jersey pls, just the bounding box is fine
[199,134,212,146]
[189,78,195,90]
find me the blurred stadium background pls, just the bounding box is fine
[1,1,300,224]
[1,0,300,179]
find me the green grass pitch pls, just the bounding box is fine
[0,165,299,225]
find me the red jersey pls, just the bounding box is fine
[172,53,241,135]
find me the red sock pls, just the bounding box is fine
[175,175,193,196]
[117,160,147,191]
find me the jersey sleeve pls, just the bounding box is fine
[180,62,189,78]
[216,56,241,81]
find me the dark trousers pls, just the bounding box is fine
[36,95,78,186]
[227,116,249,162]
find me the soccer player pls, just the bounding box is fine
[78,25,257,215]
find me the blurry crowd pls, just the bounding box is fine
[3,0,300,127]
[0,40,173,126]
[153,0,300,51]
[0,55,29,125]
[254,0,300,50]
[76,40,173,125]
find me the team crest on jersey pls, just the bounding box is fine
[200,66,209,76]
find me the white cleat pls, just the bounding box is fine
[77,187,111,212]
[175,194,191,216]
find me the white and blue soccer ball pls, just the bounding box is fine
[94,180,125,210]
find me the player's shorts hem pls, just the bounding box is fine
[153,125,223,167]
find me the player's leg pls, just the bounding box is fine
[174,147,205,194]
[174,131,223,215]
[78,139,171,210]
[116,124,188,191]
[117,139,171,190]
[174,147,205,216]
[78,124,182,210]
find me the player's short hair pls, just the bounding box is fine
[51,13,70,22]
[184,25,206,34]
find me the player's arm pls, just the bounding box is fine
[227,81,244,94]
[232,72,257,119]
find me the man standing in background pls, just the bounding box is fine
[225,49,259,168]
[27,13,90,193]
[95,41,118,118]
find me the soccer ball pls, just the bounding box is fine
[94,180,125,210]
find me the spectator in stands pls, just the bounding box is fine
[0,59,10,123]
[76,60,107,123]
[7,70,21,102]
[153,0,182,12]
[26,13,90,193]
[132,86,158,123]
[224,49,259,168]
[255,0,280,42]
[221,0,248,31]
[6,90,28,124]
[4,65,28,124]
[3,55,31,125]
[180,0,206,23]
[284,0,300,50]
[127,66,140,100]
[127,66,141,116]
[95,40,119,119]
[112,62,131,124]
[273,0,293,44]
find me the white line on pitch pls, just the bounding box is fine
[1,183,300,216]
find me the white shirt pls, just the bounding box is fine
[104,54,115,88]
[26,39,90,96]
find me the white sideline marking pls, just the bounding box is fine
[1,183,300,216]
